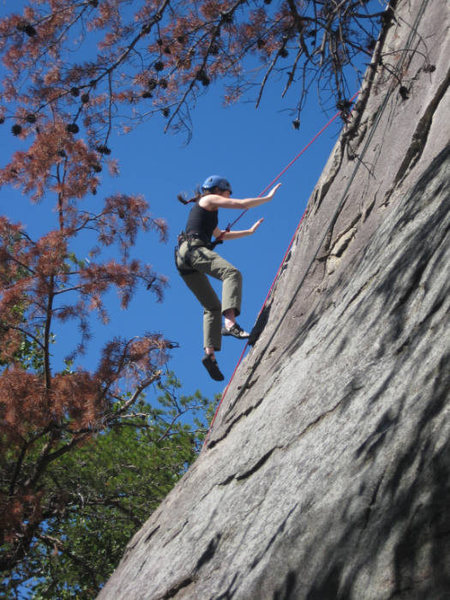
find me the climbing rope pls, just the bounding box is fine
[216,93,358,242]
[203,0,431,450]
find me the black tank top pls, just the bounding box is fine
[185,203,218,243]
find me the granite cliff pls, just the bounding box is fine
[99,0,449,598]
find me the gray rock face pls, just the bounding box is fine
[99,1,450,598]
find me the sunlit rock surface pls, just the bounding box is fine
[99,1,449,598]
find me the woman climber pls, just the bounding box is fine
[175,175,281,381]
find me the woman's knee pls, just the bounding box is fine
[225,266,242,285]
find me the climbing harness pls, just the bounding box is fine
[174,230,224,275]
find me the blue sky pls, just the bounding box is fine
[0,1,370,405]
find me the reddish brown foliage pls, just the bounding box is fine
[0,1,176,570]
[0,333,169,569]
[0,1,382,144]
[0,489,43,546]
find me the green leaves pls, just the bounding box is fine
[1,372,215,600]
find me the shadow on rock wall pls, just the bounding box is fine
[271,147,450,600]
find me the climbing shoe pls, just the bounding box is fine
[221,323,250,340]
[202,354,224,381]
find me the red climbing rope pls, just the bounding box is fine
[224,91,359,234]
[203,93,359,448]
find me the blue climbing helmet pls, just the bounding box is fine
[201,175,232,194]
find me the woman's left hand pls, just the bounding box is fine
[250,218,264,233]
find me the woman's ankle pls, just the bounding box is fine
[205,347,215,359]
[223,309,236,330]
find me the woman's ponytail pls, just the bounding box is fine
[177,187,201,205]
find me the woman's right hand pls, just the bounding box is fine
[265,183,282,200]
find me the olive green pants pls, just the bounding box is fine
[178,240,242,351]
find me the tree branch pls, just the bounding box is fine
[39,533,98,588]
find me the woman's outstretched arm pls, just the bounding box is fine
[213,218,265,241]
[201,183,281,210]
